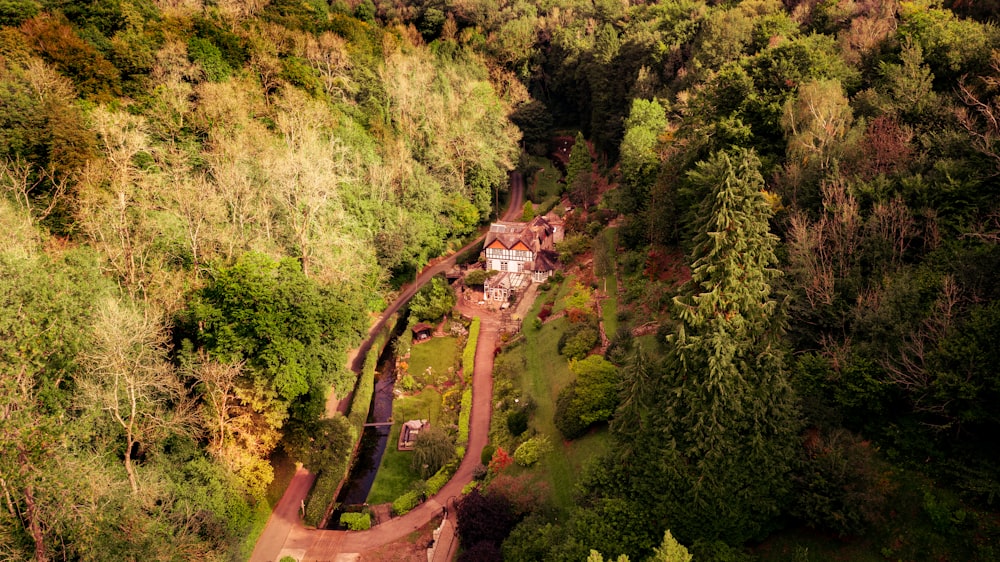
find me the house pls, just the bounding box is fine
[481,216,561,301]
[398,419,429,450]
[411,322,434,342]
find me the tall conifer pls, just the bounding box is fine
[651,147,799,543]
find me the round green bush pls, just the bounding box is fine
[513,436,552,467]
[339,512,371,531]
[554,382,588,439]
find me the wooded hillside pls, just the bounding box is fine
[4,0,1000,560]
[371,1,1000,560]
[0,1,518,559]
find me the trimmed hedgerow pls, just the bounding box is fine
[458,387,473,446]
[339,512,371,531]
[303,315,397,527]
[462,317,480,383]
[392,490,422,516]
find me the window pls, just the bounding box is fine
[500,261,509,272]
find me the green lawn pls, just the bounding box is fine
[549,274,578,315]
[601,273,618,337]
[495,280,613,509]
[407,335,460,388]
[366,388,443,504]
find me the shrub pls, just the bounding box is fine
[455,488,517,549]
[506,410,529,437]
[557,234,591,262]
[442,388,462,412]
[537,304,553,322]
[481,444,496,465]
[392,490,422,515]
[399,373,416,392]
[558,324,599,360]
[554,382,588,439]
[513,436,552,467]
[485,473,552,517]
[487,446,514,476]
[554,356,619,440]
[339,512,371,531]
[426,461,457,496]
[790,428,894,537]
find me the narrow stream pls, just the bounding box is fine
[326,321,402,528]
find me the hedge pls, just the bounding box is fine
[457,388,472,446]
[392,490,422,516]
[454,317,479,448]
[303,314,397,527]
[462,317,480,384]
[426,459,459,496]
[339,512,371,531]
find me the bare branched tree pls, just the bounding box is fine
[958,54,1000,173]
[0,158,71,225]
[79,300,193,495]
[880,276,964,423]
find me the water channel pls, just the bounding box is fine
[326,319,403,528]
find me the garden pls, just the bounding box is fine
[366,316,477,515]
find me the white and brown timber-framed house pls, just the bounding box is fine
[481,216,561,301]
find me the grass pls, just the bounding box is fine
[407,335,459,387]
[366,388,443,504]
[490,270,611,509]
[549,274,579,315]
[601,273,618,338]
[526,155,563,207]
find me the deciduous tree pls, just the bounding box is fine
[79,299,191,495]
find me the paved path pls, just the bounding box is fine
[250,174,523,562]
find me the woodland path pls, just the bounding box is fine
[250,173,523,562]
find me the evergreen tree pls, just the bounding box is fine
[649,530,692,562]
[644,147,799,544]
[566,131,591,189]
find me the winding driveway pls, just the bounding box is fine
[250,173,525,562]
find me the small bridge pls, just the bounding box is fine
[362,422,394,427]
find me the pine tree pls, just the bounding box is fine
[648,530,692,562]
[566,131,591,188]
[650,147,799,544]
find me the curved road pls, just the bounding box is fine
[250,173,524,562]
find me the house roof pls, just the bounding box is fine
[411,322,434,334]
[483,217,553,252]
[534,250,559,272]
[404,419,428,430]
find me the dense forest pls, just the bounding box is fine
[3,0,1000,561]
[0,0,518,558]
